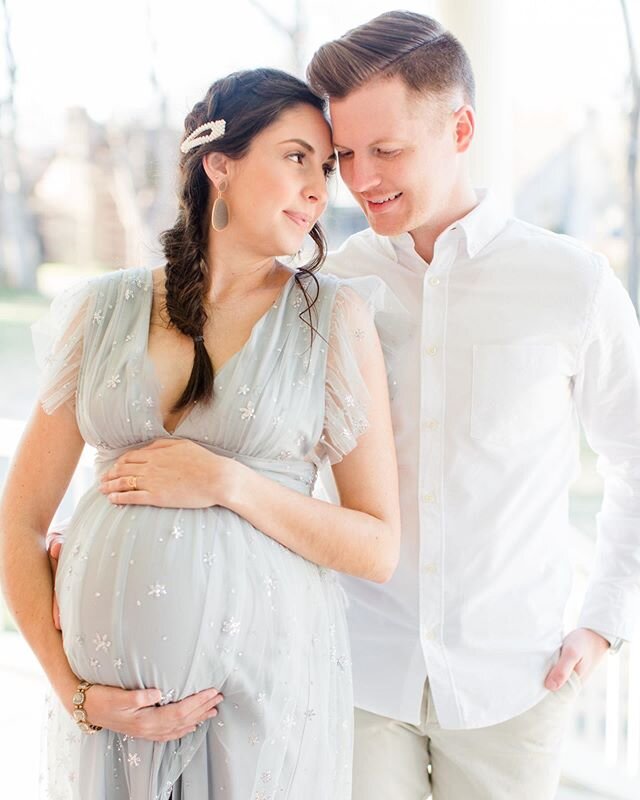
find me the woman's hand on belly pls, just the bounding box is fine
[83,684,224,742]
[99,438,238,508]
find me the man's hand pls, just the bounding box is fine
[544,627,610,691]
[47,535,64,630]
[83,685,224,742]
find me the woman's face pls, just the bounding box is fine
[214,104,335,259]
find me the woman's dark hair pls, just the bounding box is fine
[160,68,328,412]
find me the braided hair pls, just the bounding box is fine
[160,68,328,412]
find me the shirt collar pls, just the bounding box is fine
[455,189,509,258]
[382,189,509,266]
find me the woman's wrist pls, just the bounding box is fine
[219,458,252,510]
[179,444,242,509]
[50,666,82,715]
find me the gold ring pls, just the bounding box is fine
[127,475,137,490]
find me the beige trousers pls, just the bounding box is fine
[352,672,581,800]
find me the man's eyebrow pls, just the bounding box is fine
[334,139,403,150]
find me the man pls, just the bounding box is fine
[308,10,640,799]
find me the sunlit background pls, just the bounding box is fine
[1,1,639,797]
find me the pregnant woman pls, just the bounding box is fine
[0,68,401,799]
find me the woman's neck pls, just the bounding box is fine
[204,237,280,305]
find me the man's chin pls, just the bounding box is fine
[366,213,410,238]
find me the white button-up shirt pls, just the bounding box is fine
[324,190,640,729]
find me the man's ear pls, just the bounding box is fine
[202,151,230,189]
[454,105,475,154]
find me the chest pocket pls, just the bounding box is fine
[470,344,567,446]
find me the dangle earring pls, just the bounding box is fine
[211,180,230,231]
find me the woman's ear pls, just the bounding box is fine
[202,151,230,189]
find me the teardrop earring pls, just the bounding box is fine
[211,180,230,231]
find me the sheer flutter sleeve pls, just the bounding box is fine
[315,276,410,466]
[31,278,96,414]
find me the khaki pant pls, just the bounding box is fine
[352,672,581,800]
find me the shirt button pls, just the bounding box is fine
[429,277,441,287]
[423,419,439,431]
[422,625,438,642]
[422,562,438,575]
[425,345,438,356]
[422,493,436,504]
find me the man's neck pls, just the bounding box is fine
[409,185,479,264]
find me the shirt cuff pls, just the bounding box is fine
[577,584,638,642]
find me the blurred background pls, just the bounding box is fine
[0,0,639,797]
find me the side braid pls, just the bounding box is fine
[158,69,331,413]
[160,106,215,411]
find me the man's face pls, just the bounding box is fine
[329,75,465,237]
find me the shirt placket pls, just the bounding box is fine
[417,235,460,724]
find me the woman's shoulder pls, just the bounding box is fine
[292,270,386,326]
[90,266,153,303]
[83,267,153,335]
[310,271,372,318]
[290,270,342,323]
[37,266,151,332]
[312,270,386,305]
[70,265,151,306]
[102,266,153,293]
[294,269,342,304]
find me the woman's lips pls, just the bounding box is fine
[283,211,312,228]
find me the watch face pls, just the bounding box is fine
[72,691,85,705]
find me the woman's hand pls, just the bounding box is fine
[82,684,224,742]
[99,439,241,508]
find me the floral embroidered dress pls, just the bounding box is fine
[34,266,395,800]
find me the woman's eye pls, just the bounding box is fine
[336,151,352,160]
[323,164,337,178]
[377,148,401,157]
[287,152,305,164]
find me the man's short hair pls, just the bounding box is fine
[307,10,475,107]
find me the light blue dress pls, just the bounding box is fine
[34,266,395,800]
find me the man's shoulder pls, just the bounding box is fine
[332,227,386,256]
[325,227,393,279]
[502,218,605,273]
[498,217,608,284]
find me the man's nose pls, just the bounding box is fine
[341,156,381,195]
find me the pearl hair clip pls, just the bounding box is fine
[180,119,226,154]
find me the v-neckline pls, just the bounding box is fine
[143,269,297,436]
